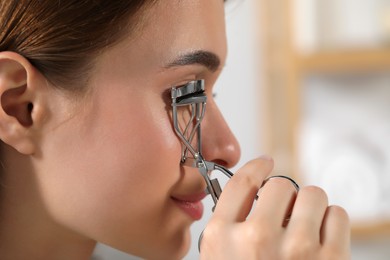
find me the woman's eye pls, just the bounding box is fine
[174,81,193,89]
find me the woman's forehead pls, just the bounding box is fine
[131,0,227,65]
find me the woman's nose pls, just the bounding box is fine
[200,100,241,169]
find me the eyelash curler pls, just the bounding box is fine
[171,79,233,209]
[171,79,300,251]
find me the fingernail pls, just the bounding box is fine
[259,154,273,161]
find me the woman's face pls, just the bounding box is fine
[35,0,240,258]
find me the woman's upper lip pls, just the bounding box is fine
[171,191,207,202]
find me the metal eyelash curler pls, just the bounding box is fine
[171,79,233,209]
[171,79,300,252]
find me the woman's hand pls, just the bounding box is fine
[200,157,351,260]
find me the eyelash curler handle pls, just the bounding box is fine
[196,165,300,252]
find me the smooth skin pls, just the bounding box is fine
[0,0,350,259]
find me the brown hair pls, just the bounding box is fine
[0,1,156,91]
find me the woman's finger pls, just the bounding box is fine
[212,156,274,223]
[285,186,329,242]
[320,205,350,256]
[250,176,298,228]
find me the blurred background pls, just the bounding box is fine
[93,0,390,259]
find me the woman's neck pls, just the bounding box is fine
[0,215,96,260]
[0,147,96,260]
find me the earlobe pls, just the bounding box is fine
[0,52,40,155]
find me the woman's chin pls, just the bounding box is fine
[121,228,192,260]
[160,230,191,260]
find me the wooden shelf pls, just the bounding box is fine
[352,221,390,238]
[261,0,390,239]
[296,48,390,73]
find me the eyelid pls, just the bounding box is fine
[171,79,217,100]
[176,81,217,99]
[173,78,197,88]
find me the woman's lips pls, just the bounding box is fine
[172,193,206,220]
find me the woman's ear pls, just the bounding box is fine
[0,51,47,155]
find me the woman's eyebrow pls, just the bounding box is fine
[164,50,221,72]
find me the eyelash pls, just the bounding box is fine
[169,81,217,100]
